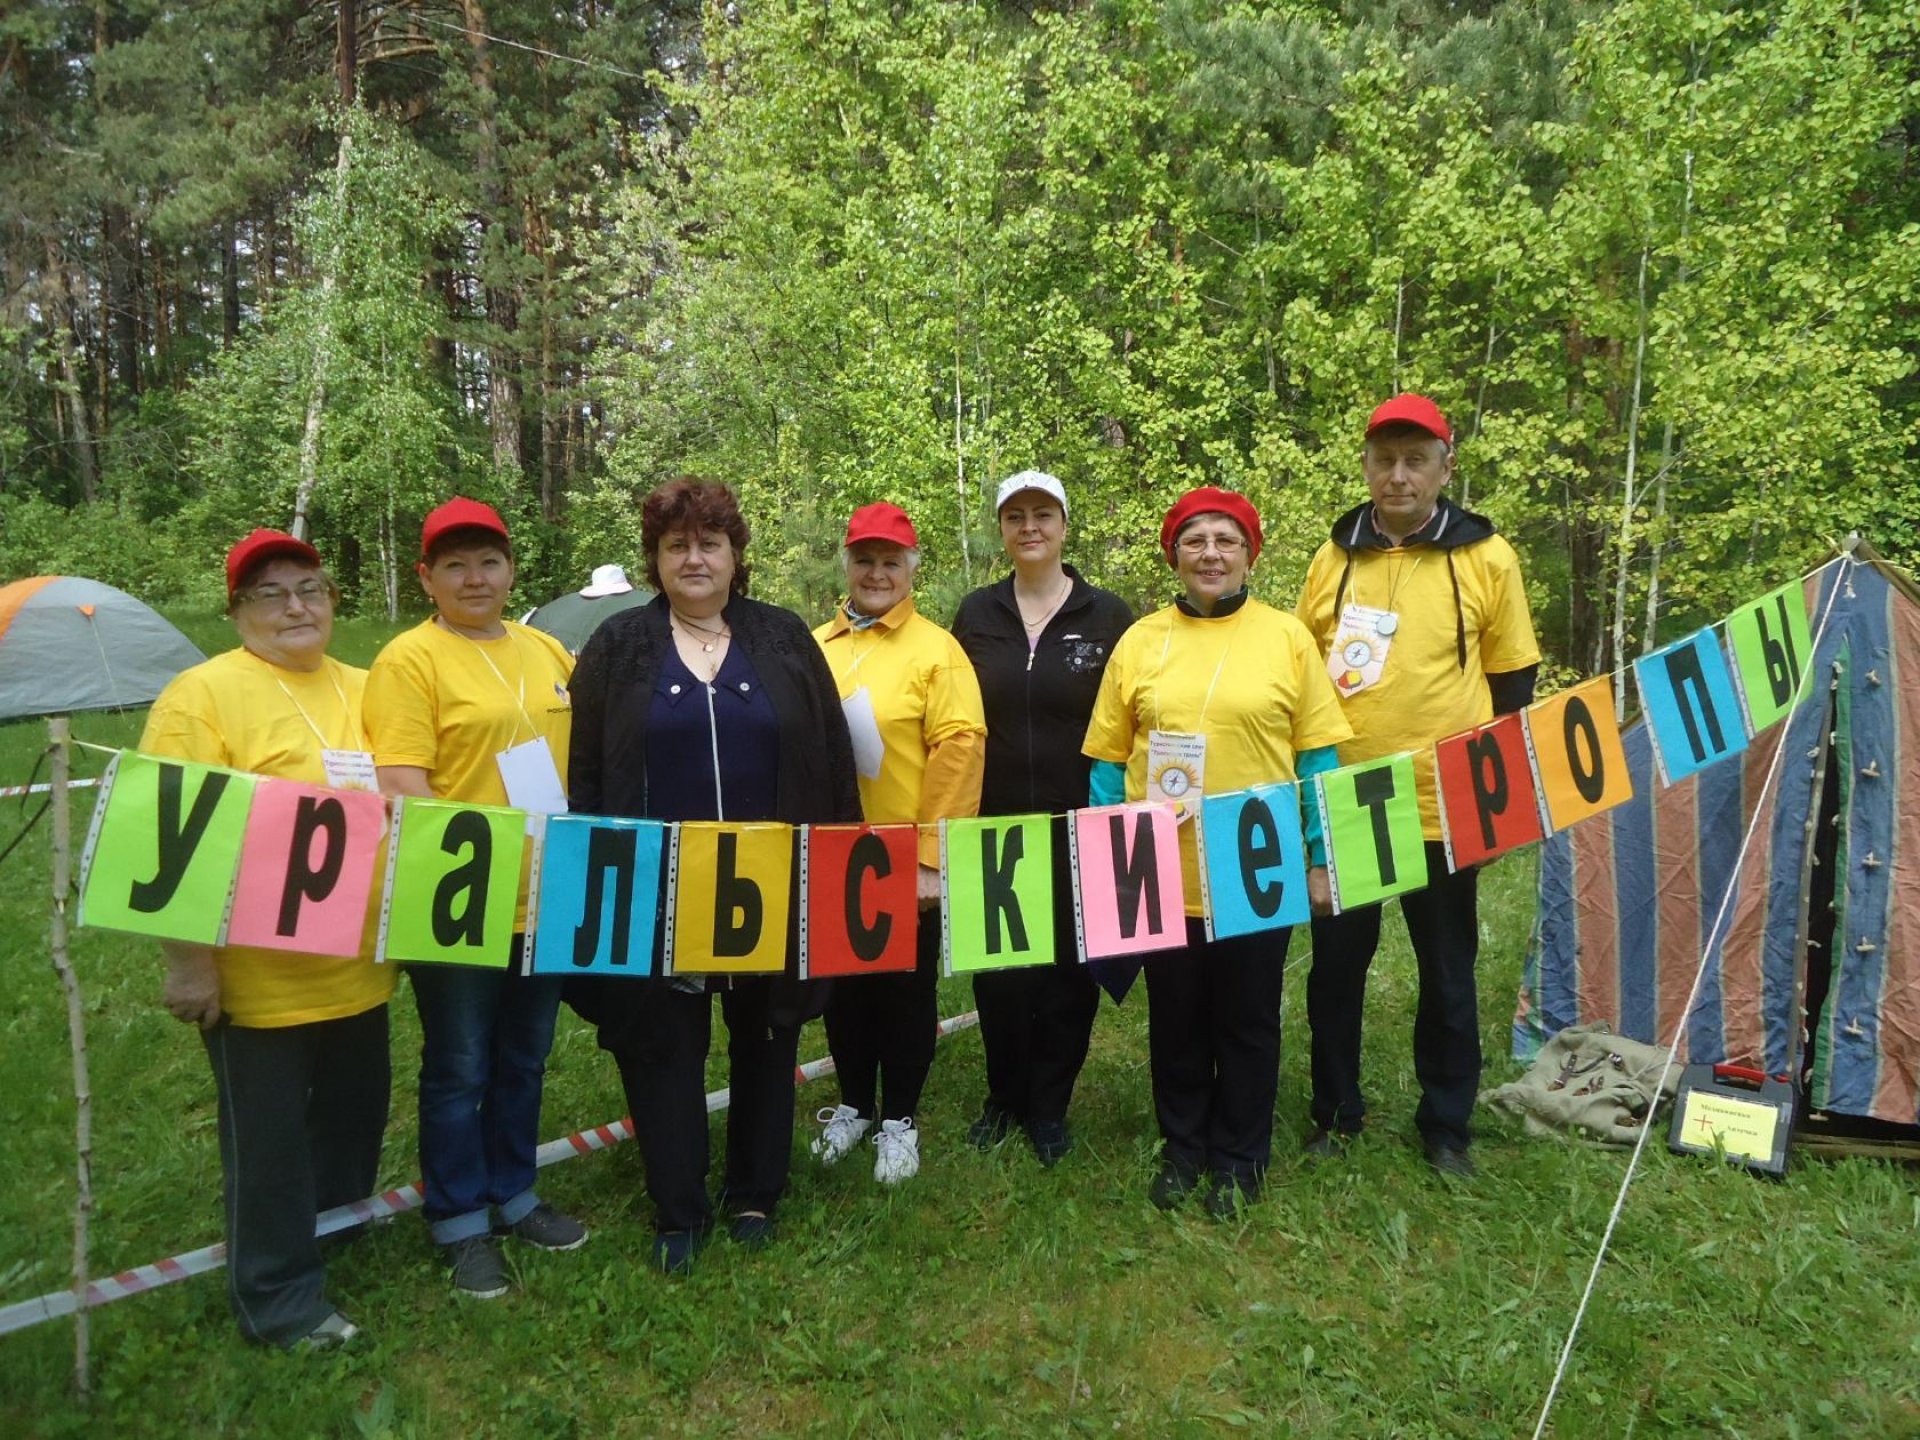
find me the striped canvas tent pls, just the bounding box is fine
[1516,549,1920,1126]
[0,576,205,722]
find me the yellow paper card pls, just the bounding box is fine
[1523,676,1634,833]
[1675,1090,1780,1161]
[668,822,793,974]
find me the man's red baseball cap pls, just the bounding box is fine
[225,528,322,600]
[843,502,919,549]
[420,497,512,559]
[1365,393,1453,446]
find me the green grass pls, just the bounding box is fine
[1,624,1917,1438]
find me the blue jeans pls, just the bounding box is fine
[407,953,562,1244]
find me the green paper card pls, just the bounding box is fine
[1724,580,1814,734]
[1315,755,1429,912]
[78,750,256,944]
[379,798,526,967]
[941,815,1054,975]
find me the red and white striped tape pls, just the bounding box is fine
[0,1011,978,1337]
[0,777,99,800]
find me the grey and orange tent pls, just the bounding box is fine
[0,576,204,722]
[1516,544,1919,1128]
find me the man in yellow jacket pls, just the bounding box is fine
[1294,395,1540,1178]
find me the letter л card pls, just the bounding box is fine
[1434,714,1543,871]
[226,779,385,956]
[941,815,1054,975]
[1724,581,1814,735]
[1069,803,1185,961]
[526,815,666,977]
[378,797,525,967]
[78,750,255,945]
[1633,626,1748,785]
[1196,784,1310,941]
[1521,675,1633,832]
[1314,755,1428,913]
[666,822,792,975]
[799,824,919,979]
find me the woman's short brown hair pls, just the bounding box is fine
[641,479,752,596]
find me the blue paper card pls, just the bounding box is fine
[1198,783,1310,941]
[1632,627,1749,785]
[528,815,666,976]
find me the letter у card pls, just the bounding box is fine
[798,824,919,979]
[378,797,524,967]
[226,778,385,956]
[79,750,255,945]
[941,815,1053,976]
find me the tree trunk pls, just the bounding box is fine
[291,132,353,541]
[460,0,525,485]
[221,221,240,348]
[336,0,357,106]
[45,246,99,503]
[47,717,93,1402]
[1610,247,1651,721]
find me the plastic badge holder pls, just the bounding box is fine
[1666,1062,1796,1179]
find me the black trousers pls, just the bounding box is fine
[1307,841,1481,1148]
[201,1005,391,1346]
[605,979,800,1235]
[1142,919,1288,1184]
[972,963,1099,1125]
[823,916,940,1121]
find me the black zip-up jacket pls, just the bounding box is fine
[951,565,1134,817]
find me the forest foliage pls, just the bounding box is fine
[3,0,1916,666]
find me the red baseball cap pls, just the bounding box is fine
[225,528,322,600]
[420,496,511,559]
[1365,393,1453,446]
[844,502,919,549]
[1159,487,1264,566]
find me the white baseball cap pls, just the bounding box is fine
[994,470,1069,518]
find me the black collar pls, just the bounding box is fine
[1174,587,1250,619]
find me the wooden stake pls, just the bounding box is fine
[47,716,91,1400]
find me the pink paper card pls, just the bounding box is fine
[226,779,385,956]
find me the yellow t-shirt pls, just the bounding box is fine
[139,647,395,1028]
[1081,600,1352,914]
[1295,533,1540,838]
[813,597,986,868]
[362,618,574,926]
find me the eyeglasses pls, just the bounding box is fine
[1176,534,1245,556]
[242,580,332,608]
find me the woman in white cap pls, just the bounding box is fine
[951,472,1133,1164]
[811,502,987,1183]
[142,528,391,1349]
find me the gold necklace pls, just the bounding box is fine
[1018,575,1071,631]
[671,610,731,653]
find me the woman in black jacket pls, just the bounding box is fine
[567,479,861,1274]
[950,471,1134,1164]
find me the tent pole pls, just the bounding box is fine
[47,715,91,1400]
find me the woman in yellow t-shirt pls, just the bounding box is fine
[142,529,392,1350]
[810,502,986,1185]
[363,498,585,1301]
[1081,488,1351,1218]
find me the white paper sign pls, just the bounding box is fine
[496,736,568,828]
[842,687,885,781]
[321,749,379,793]
[1146,729,1207,824]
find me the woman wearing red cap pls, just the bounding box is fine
[1082,487,1351,1216]
[363,497,587,1300]
[141,529,391,1348]
[811,501,987,1183]
[950,471,1134,1166]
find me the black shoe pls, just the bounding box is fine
[1026,1120,1074,1168]
[446,1235,509,1300]
[653,1228,707,1276]
[1148,1161,1201,1211]
[1204,1174,1261,1220]
[1303,1128,1355,1161]
[729,1213,776,1250]
[1424,1141,1477,1179]
[967,1105,1017,1151]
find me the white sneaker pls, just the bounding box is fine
[811,1104,870,1166]
[872,1118,920,1184]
